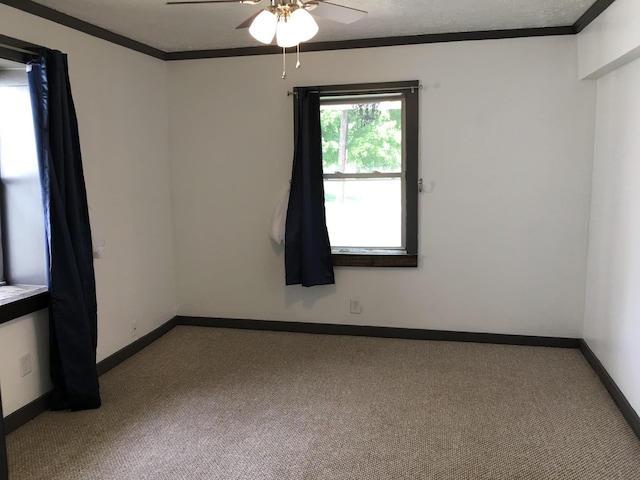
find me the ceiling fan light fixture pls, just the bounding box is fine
[249,9,278,44]
[275,6,318,48]
[289,8,319,43]
[275,16,299,48]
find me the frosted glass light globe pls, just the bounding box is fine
[249,10,278,44]
[289,8,318,43]
[276,17,299,48]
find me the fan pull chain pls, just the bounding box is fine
[282,47,286,79]
[296,44,301,69]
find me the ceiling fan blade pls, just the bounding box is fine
[305,1,367,24]
[235,10,263,29]
[166,0,261,5]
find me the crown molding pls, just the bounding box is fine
[573,0,617,33]
[0,0,166,59]
[166,27,575,61]
[0,0,618,60]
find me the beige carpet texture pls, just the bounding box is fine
[6,326,640,479]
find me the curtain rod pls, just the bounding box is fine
[0,33,42,60]
[0,43,41,63]
[0,44,37,55]
[287,84,423,96]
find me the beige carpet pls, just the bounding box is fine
[6,326,640,479]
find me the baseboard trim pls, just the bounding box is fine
[96,317,177,376]
[579,340,640,440]
[2,393,51,435]
[2,317,178,434]
[175,316,580,348]
[7,317,638,446]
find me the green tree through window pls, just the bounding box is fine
[321,101,402,173]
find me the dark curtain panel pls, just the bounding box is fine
[285,87,335,287]
[28,50,101,411]
[0,388,7,480]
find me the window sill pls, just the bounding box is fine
[0,286,49,326]
[332,253,418,267]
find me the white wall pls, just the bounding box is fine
[168,35,595,337]
[0,310,50,416]
[0,5,177,416]
[578,0,640,79]
[580,0,640,417]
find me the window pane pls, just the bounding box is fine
[321,100,402,174]
[324,178,402,249]
[0,86,37,178]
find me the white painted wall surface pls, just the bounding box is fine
[578,0,640,79]
[0,5,177,416]
[583,57,640,416]
[579,0,640,421]
[168,36,595,337]
[0,310,50,416]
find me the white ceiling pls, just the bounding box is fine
[25,0,598,53]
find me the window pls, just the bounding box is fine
[0,52,48,318]
[318,81,419,267]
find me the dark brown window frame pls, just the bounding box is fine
[312,80,420,268]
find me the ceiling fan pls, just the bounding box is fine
[166,0,368,45]
[166,0,367,78]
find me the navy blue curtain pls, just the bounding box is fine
[28,50,101,411]
[285,87,335,287]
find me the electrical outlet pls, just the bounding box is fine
[19,354,32,377]
[350,299,362,314]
